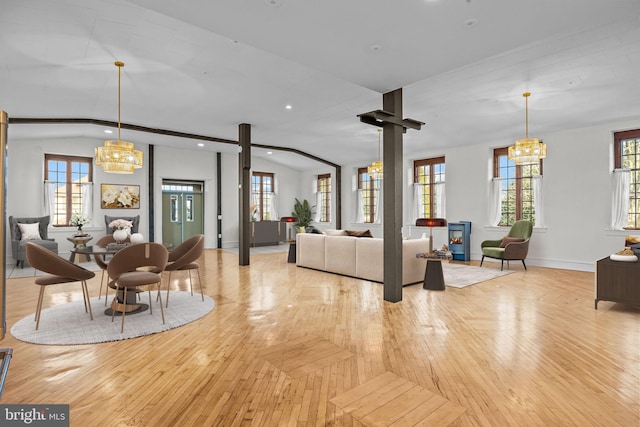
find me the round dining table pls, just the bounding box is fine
[69,244,148,315]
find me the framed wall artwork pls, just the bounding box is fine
[101,184,140,209]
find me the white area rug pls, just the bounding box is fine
[442,263,514,288]
[11,291,215,345]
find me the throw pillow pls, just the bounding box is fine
[325,229,348,236]
[499,236,525,248]
[345,229,373,238]
[18,223,42,241]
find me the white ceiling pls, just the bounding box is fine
[2,0,640,170]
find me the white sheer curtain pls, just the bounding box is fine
[314,192,322,222]
[434,182,446,218]
[269,192,278,220]
[44,181,57,219]
[489,178,503,226]
[373,189,381,224]
[80,183,93,224]
[251,192,260,221]
[412,184,423,222]
[611,169,631,230]
[412,183,446,221]
[356,189,365,223]
[531,176,544,228]
[44,181,93,225]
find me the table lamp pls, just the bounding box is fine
[415,218,447,253]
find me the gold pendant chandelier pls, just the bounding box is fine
[95,61,143,174]
[367,128,383,179]
[508,92,547,165]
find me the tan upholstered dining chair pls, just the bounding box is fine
[163,234,205,307]
[107,243,168,333]
[93,234,116,304]
[25,242,95,330]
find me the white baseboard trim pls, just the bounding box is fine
[473,254,594,272]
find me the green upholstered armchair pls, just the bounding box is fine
[480,220,533,271]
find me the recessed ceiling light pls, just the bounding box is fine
[285,104,292,110]
[264,0,282,7]
[104,129,112,134]
[198,143,204,147]
[368,44,383,54]
[267,151,273,155]
[464,18,479,28]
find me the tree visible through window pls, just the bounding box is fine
[45,154,93,226]
[615,129,640,228]
[414,157,445,218]
[358,167,381,224]
[493,147,541,226]
[251,172,274,221]
[317,174,331,222]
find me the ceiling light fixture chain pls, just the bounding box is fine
[508,91,547,165]
[95,61,144,174]
[368,128,383,179]
[116,61,123,142]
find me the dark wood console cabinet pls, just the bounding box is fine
[595,256,640,309]
[251,221,286,247]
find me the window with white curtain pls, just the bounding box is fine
[357,167,381,224]
[614,129,640,229]
[413,156,445,218]
[492,147,542,226]
[317,173,331,222]
[251,171,274,221]
[45,154,93,226]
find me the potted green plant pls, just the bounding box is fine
[292,198,315,233]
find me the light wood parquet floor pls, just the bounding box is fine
[0,249,638,426]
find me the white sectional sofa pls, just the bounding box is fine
[296,232,430,285]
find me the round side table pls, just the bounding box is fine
[68,234,93,263]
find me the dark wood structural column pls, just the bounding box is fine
[382,90,404,303]
[0,111,7,339]
[148,144,155,242]
[217,152,222,249]
[358,89,424,303]
[335,166,342,230]
[238,124,251,266]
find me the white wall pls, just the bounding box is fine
[153,146,218,248]
[8,116,640,271]
[400,118,640,272]
[220,152,238,249]
[299,166,337,233]
[6,137,149,257]
[219,155,304,248]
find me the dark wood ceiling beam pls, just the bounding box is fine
[8,117,238,145]
[251,143,339,169]
[8,118,339,168]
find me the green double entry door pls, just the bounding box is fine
[162,180,204,249]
